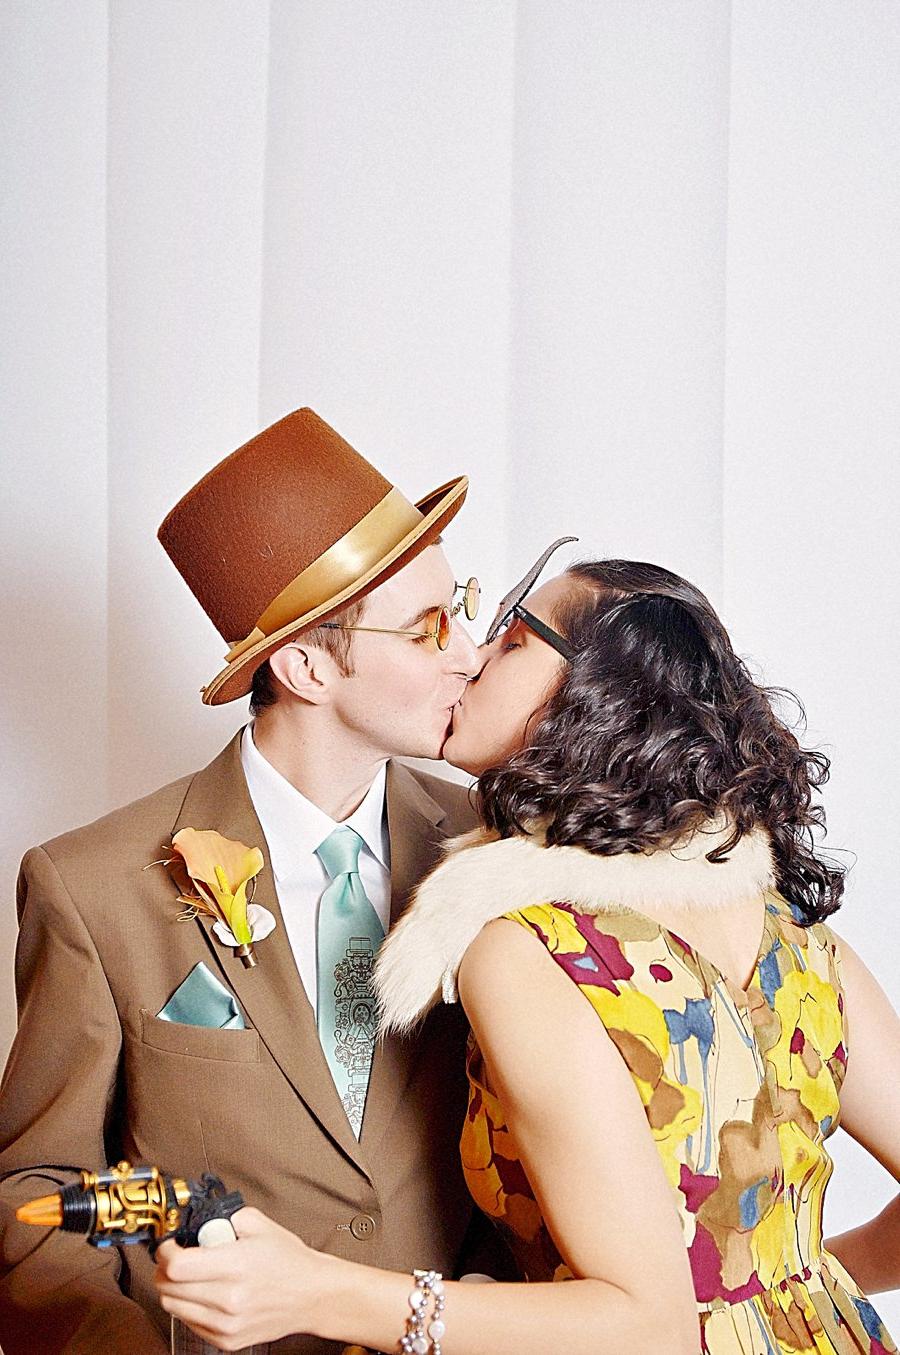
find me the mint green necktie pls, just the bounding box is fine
[315,826,385,1138]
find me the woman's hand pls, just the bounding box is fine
[154,1206,332,1351]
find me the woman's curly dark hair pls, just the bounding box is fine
[476,560,843,923]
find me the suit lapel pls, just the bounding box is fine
[170,733,365,1174]
[360,761,448,1158]
[384,762,448,930]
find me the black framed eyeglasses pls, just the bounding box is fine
[485,538,578,661]
[319,575,480,652]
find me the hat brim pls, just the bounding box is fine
[201,475,469,705]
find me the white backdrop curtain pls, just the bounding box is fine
[2,1,898,1326]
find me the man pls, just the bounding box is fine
[0,409,489,1354]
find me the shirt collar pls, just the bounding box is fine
[240,723,390,881]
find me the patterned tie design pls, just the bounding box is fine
[315,826,385,1138]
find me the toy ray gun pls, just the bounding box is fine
[17,1162,371,1355]
[16,1159,244,1253]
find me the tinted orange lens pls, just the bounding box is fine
[463,577,480,620]
[435,606,452,650]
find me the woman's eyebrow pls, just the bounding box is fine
[504,613,528,639]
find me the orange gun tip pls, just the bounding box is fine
[16,1194,64,1228]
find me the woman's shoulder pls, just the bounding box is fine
[766,891,845,973]
[500,900,660,984]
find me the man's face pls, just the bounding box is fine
[326,544,480,760]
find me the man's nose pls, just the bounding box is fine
[469,635,499,680]
[448,620,481,677]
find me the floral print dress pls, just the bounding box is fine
[461,892,897,1354]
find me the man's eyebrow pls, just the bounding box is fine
[399,604,436,629]
[399,586,456,630]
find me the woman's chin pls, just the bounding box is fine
[441,730,481,776]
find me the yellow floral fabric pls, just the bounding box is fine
[461,893,896,1354]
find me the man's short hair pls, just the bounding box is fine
[249,596,366,713]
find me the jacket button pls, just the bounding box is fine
[349,1213,376,1240]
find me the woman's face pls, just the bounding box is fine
[443,573,574,776]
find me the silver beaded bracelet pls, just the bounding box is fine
[400,1268,446,1355]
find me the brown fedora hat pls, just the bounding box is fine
[158,408,468,705]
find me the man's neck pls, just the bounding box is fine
[251,708,387,822]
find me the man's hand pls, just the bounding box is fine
[155,1206,328,1351]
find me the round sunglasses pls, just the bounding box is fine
[320,576,480,651]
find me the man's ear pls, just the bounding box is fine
[268,642,334,705]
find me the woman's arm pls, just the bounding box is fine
[824,931,900,1294]
[156,917,699,1353]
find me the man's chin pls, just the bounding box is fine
[397,728,453,764]
[440,705,468,763]
[436,709,460,761]
[440,729,470,772]
[394,711,464,764]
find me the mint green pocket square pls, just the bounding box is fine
[157,962,246,1030]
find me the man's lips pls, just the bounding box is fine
[443,689,467,733]
[448,699,466,732]
[445,684,468,714]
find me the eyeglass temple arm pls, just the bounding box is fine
[514,605,576,662]
[318,623,430,638]
[486,536,578,642]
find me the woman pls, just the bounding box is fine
[156,550,899,1354]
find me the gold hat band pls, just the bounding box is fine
[224,486,424,664]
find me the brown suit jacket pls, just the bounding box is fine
[0,735,482,1354]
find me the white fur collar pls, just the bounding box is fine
[375,823,775,1035]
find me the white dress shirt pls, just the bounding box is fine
[240,723,391,1012]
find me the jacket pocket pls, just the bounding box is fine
[138,1008,260,1062]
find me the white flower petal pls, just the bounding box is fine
[211,905,277,949]
[246,904,277,940]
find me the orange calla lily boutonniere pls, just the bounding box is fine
[161,829,275,969]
